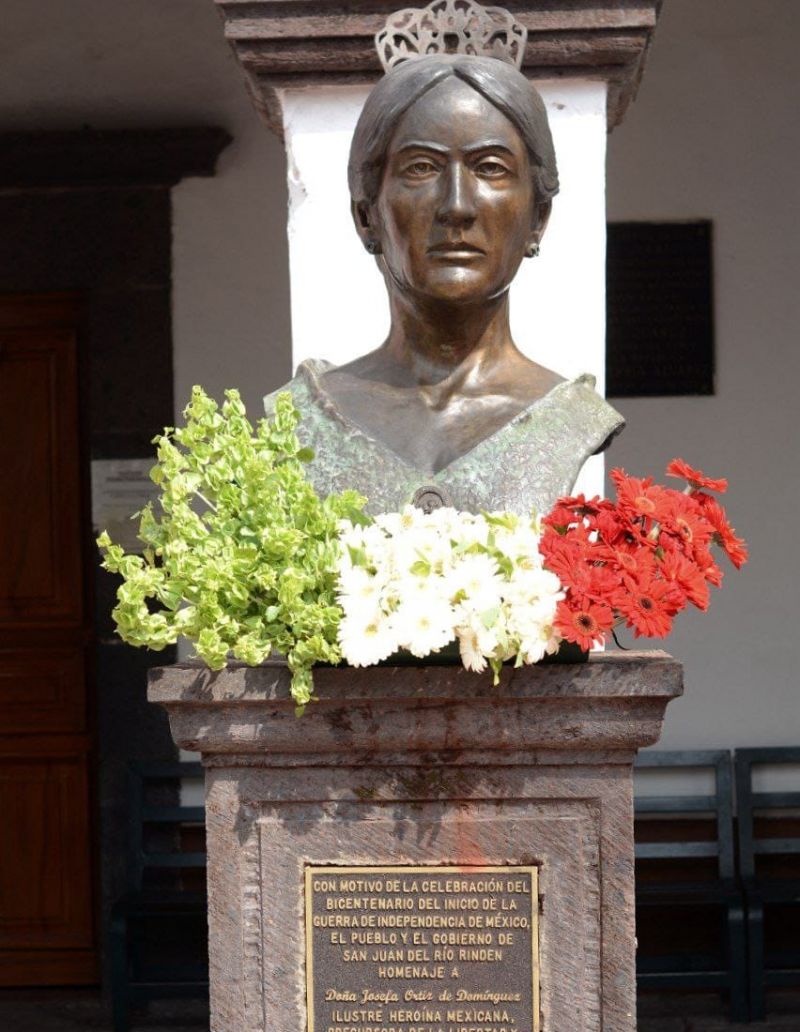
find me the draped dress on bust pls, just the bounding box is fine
[265,358,625,516]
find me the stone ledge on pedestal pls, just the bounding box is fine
[148,650,682,759]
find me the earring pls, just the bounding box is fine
[526,243,540,259]
[365,240,381,255]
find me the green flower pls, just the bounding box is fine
[97,387,369,708]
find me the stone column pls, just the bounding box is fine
[150,651,681,1031]
[212,1,662,497]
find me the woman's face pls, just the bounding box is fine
[370,75,542,306]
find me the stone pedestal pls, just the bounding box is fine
[149,651,681,1032]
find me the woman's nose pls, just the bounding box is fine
[436,162,476,228]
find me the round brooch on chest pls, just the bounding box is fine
[412,484,453,513]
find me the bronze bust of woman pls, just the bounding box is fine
[266,0,624,515]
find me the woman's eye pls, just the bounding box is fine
[405,160,437,176]
[476,159,509,177]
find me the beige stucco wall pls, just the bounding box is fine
[2,0,797,750]
[606,0,800,748]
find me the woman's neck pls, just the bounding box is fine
[382,289,517,388]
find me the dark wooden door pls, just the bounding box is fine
[0,294,97,985]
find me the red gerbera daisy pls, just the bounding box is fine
[545,504,580,533]
[692,493,748,569]
[693,542,725,587]
[597,543,657,582]
[666,458,728,494]
[659,550,711,611]
[595,505,629,547]
[543,457,743,651]
[545,494,604,534]
[540,531,589,586]
[614,576,684,638]
[611,468,669,525]
[571,563,625,607]
[565,493,603,517]
[657,492,713,557]
[554,599,614,651]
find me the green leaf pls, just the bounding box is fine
[481,606,500,630]
[347,545,369,568]
[482,511,518,532]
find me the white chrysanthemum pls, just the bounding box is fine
[337,565,386,616]
[375,505,424,537]
[425,505,459,536]
[454,514,491,549]
[508,586,560,641]
[504,566,564,608]
[373,511,402,537]
[393,587,455,658]
[510,599,556,636]
[518,637,547,664]
[339,519,368,545]
[495,522,542,567]
[457,630,488,673]
[393,527,451,580]
[338,610,398,667]
[526,566,563,596]
[445,553,504,612]
[518,621,561,664]
[337,521,374,574]
[336,505,564,674]
[362,523,393,554]
[474,618,505,659]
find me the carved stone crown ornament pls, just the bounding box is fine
[376,0,527,73]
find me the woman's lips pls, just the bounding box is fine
[427,242,486,259]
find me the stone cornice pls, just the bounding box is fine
[214,1,664,135]
[149,652,683,757]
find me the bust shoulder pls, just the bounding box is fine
[299,351,576,475]
[263,358,624,516]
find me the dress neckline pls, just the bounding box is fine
[296,357,598,480]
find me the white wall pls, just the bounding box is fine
[606,0,800,748]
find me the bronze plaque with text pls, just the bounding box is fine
[305,865,539,1032]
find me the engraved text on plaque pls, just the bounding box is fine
[305,865,540,1032]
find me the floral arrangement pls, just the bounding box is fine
[97,387,369,709]
[98,389,747,710]
[337,507,563,680]
[542,461,748,651]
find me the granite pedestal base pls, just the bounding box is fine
[149,651,682,1032]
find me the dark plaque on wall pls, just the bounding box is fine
[606,220,714,397]
[306,865,540,1032]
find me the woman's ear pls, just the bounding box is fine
[527,200,552,253]
[351,200,382,255]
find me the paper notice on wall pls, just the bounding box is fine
[91,459,160,553]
